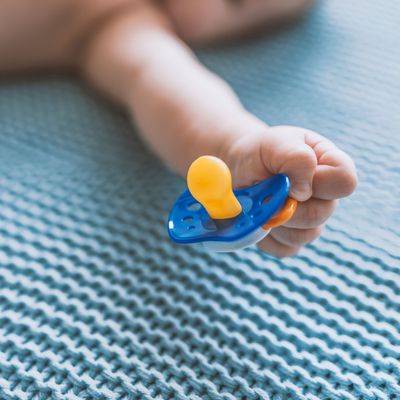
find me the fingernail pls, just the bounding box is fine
[292,182,312,201]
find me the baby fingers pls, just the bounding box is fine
[270,225,323,247]
[257,235,301,258]
[283,198,337,229]
[258,225,323,257]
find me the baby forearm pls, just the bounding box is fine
[127,33,251,174]
[82,2,256,175]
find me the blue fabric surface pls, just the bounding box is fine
[0,0,399,399]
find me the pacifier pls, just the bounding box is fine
[168,156,297,252]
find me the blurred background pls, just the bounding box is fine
[0,0,399,399]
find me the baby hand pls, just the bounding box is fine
[224,125,357,257]
[79,1,355,259]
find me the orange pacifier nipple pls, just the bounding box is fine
[187,156,242,220]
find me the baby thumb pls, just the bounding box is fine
[263,126,318,202]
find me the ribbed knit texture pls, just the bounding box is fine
[0,0,399,398]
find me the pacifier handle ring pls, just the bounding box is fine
[263,197,298,229]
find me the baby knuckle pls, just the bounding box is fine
[306,203,325,225]
[307,200,336,225]
[294,147,318,170]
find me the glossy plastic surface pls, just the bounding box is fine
[202,227,270,252]
[187,156,242,219]
[264,197,298,229]
[168,174,290,244]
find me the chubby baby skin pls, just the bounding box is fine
[0,0,357,257]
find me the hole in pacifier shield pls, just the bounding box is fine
[261,195,272,205]
[187,202,201,211]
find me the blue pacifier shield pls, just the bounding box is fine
[168,174,290,245]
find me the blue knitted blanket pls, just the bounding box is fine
[0,0,399,398]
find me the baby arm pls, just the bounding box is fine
[82,2,247,174]
[82,2,357,257]
[0,0,356,256]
